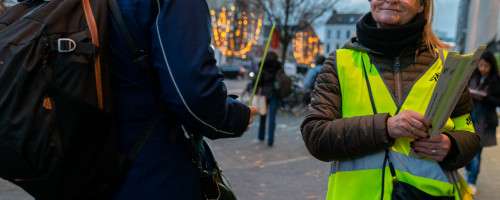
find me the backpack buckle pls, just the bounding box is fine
[57,38,76,53]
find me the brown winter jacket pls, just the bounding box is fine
[300,38,480,171]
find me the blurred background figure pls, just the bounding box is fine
[303,55,326,104]
[256,51,282,147]
[466,50,500,193]
[0,0,6,16]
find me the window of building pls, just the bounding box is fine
[327,30,331,39]
[327,44,330,54]
[337,30,340,39]
[346,30,350,38]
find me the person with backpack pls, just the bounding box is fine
[107,0,258,199]
[0,0,256,199]
[255,51,282,147]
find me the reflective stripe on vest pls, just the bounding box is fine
[327,49,474,200]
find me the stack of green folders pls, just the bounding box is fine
[409,45,486,158]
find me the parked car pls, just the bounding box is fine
[219,65,245,79]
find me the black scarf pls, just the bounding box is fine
[356,12,427,57]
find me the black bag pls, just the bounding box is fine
[201,139,237,200]
[0,0,160,199]
[392,181,454,200]
[274,68,292,98]
[382,150,455,200]
[183,133,237,200]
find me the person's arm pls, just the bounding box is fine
[303,68,316,90]
[151,0,251,139]
[438,115,480,170]
[300,51,395,162]
[440,87,480,170]
[411,86,479,170]
[483,79,500,106]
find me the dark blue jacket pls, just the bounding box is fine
[256,60,281,97]
[108,0,250,199]
[303,64,322,91]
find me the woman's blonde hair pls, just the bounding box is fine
[421,0,450,53]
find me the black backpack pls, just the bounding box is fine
[0,0,158,199]
[274,68,292,98]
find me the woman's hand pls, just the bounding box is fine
[470,93,485,101]
[411,134,451,161]
[387,110,431,140]
[469,88,487,100]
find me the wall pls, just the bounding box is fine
[324,24,356,55]
[464,0,500,53]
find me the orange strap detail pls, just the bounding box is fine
[82,0,103,109]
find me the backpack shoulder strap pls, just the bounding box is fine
[107,0,163,161]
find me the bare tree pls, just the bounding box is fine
[252,0,338,64]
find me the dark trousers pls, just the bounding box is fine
[465,147,483,184]
[258,96,278,146]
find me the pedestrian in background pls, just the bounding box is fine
[0,0,6,16]
[465,50,500,193]
[301,0,480,199]
[108,0,258,199]
[303,55,326,103]
[256,51,282,147]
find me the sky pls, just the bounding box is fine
[317,0,460,40]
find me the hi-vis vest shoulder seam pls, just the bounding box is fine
[327,49,475,200]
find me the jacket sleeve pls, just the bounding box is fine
[440,87,480,170]
[441,128,480,171]
[483,79,500,107]
[300,51,395,162]
[151,0,249,139]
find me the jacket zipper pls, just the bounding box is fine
[394,57,403,107]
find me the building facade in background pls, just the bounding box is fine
[207,0,233,11]
[455,0,500,53]
[323,11,362,56]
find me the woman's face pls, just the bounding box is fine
[478,59,491,77]
[370,0,425,28]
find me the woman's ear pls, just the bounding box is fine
[418,1,425,13]
[418,4,424,13]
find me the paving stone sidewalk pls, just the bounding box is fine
[1,110,499,200]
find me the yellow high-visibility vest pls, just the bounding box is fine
[328,49,474,200]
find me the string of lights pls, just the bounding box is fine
[292,31,323,65]
[211,6,323,64]
[210,6,262,59]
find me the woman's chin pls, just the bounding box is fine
[374,16,402,28]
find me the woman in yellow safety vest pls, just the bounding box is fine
[301,0,480,199]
